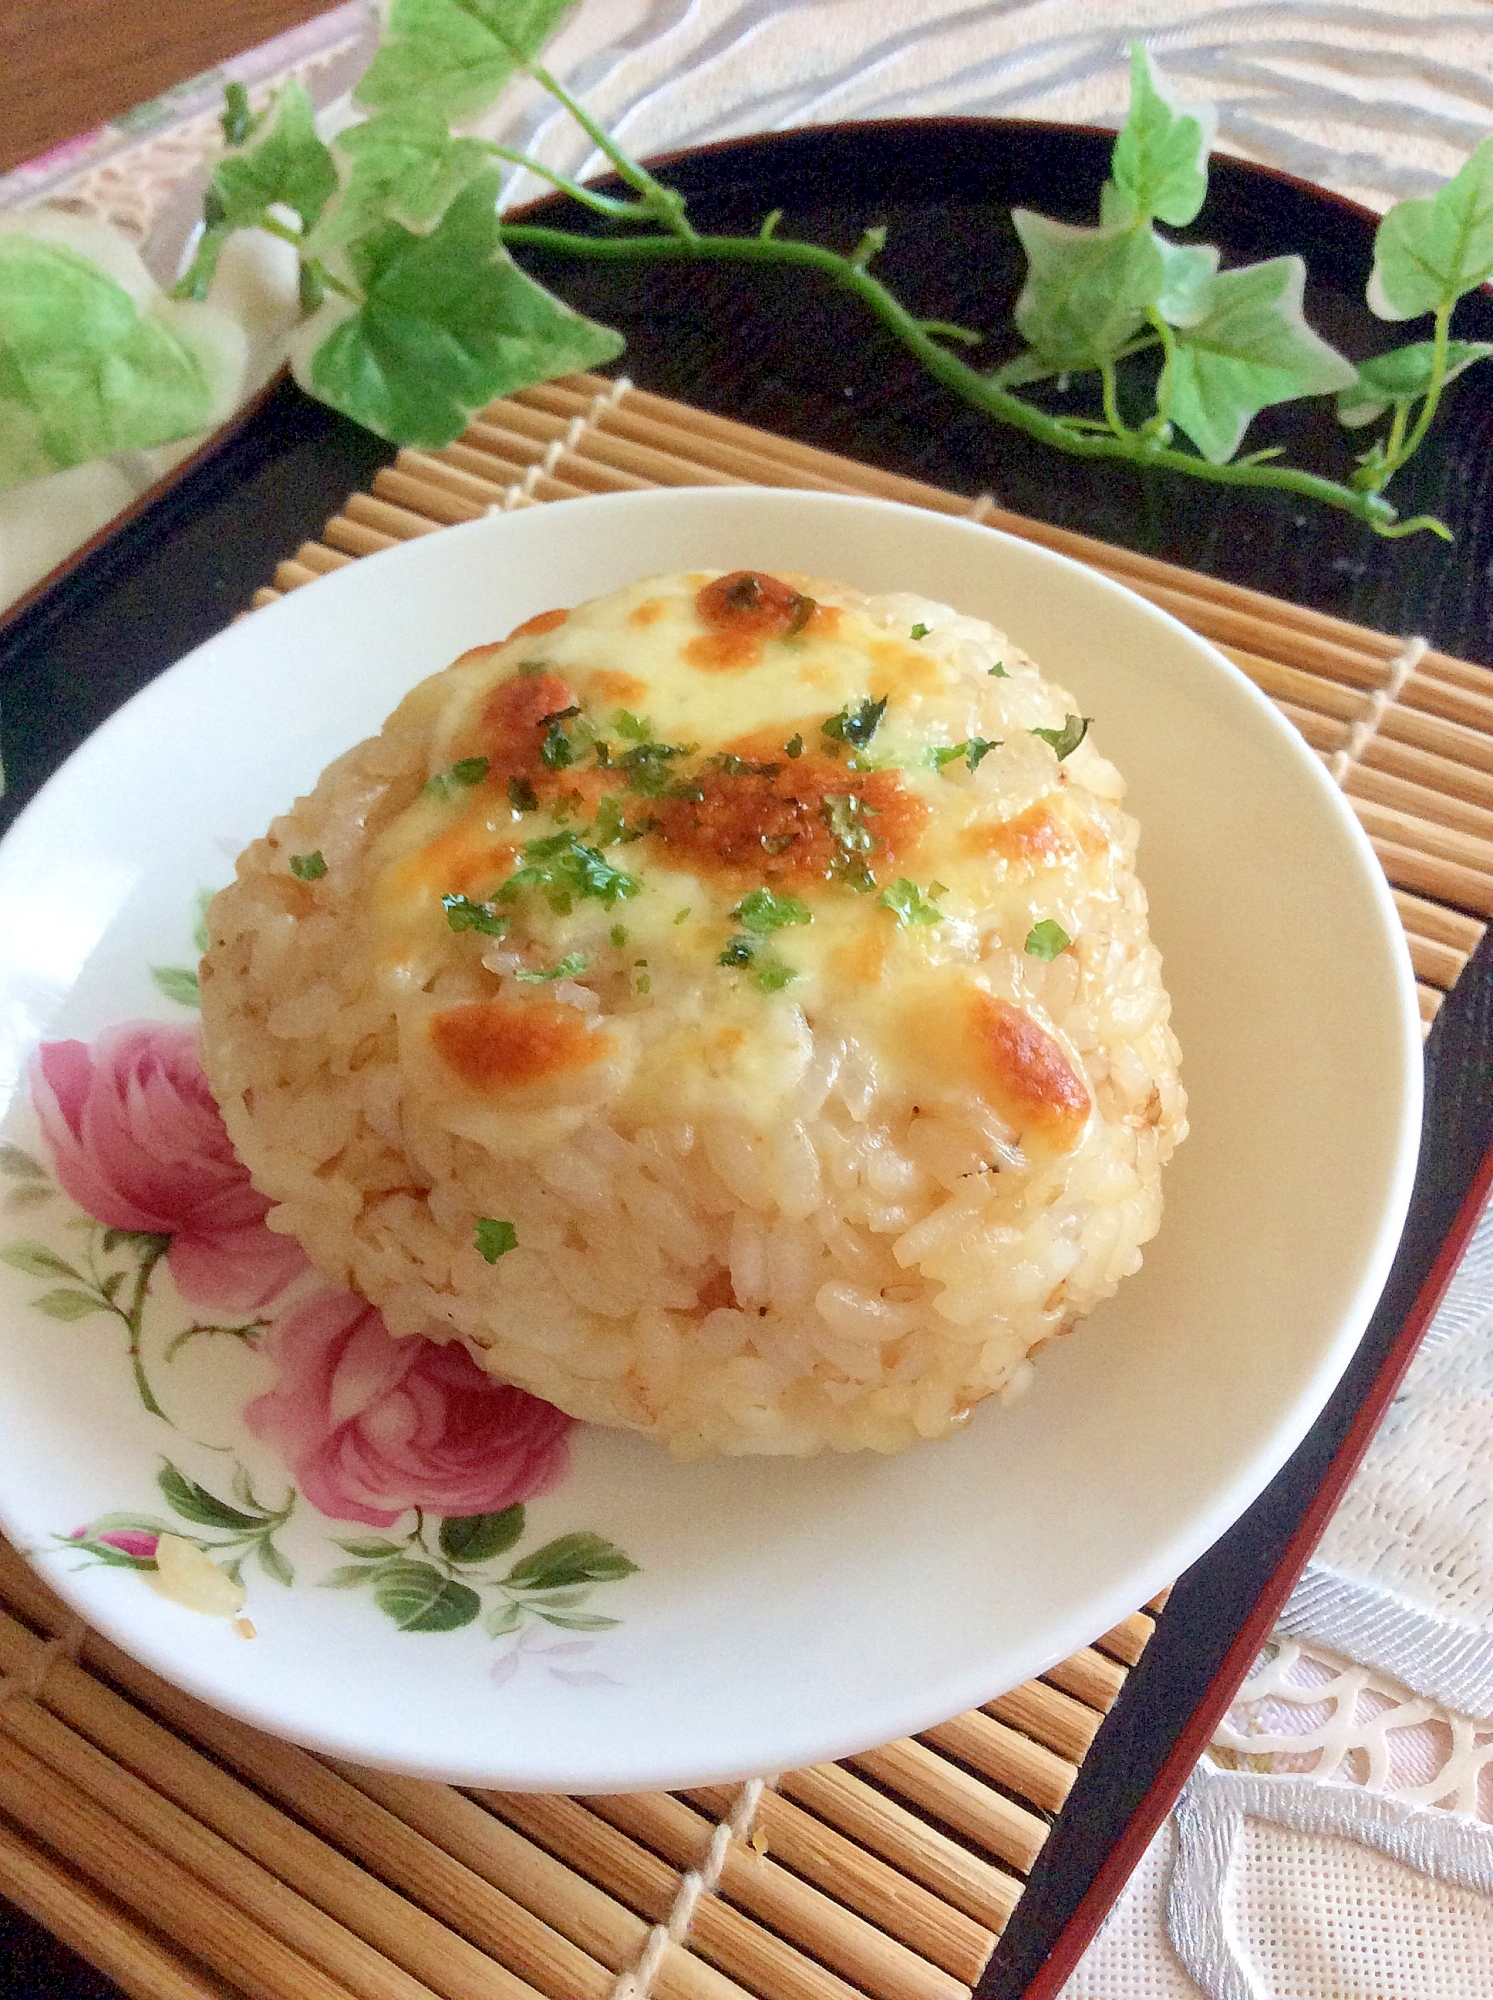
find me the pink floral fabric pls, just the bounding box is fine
[30,1022,307,1312]
[246,1289,573,1527]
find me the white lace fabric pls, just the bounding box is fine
[1067,1194,1493,1998]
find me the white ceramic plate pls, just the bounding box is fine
[0,487,1421,1790]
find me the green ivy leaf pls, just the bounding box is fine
[1154,236,1219,326]
[0,1145,46,1180]
[150,965,201,1009]
[486,1598,526,1636]
[1337,338,1493,426]
[333,1536,406,1560]
[1011,211,1165,370]
[535,1609,619,1630]
[0,232,243,493]
[321,1563,380,1588]
[31,1288,108,1321]
[176,83,338,301]
[987,348,1057,389]
[505,1532,639,1592]
[295,171,624,448]
[1369,137,1493,320]
[159,1462,266,1532]
[1165,257,1357,462]
[438,1505,526,1564]
[256,1538,295,1587]
[322,111,492,246]
[1106,42,1216,228]
[372,1557,482,1632]
[355,0,578,123]
[215,81,336,233]
[1,1242,83,1282]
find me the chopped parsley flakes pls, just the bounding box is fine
[784,594,816,638]
[731,887,812,934]
[1025,919,1072,960]
[475,1217,518,1262]
[910,622,929,640]
[931,737,999,773]
[989,660,1007,677]
[515,952,590,983]
[618,739,698,798]
[784,733,804,758]
[612,710,652,740]
[499,830,640,914]
[289,851,326,881]
[821,791,881,890]
[709,752,782,778]
[443,893,509,936]
[754,954,797,992]
[508,774,539,812]
[717,932,798,992]
[1032,713,1091,760]
[821,696,889,751]
[423,756,489,801]
[610,923,628,946]
[879,879,945,926]
[539,705,582,770]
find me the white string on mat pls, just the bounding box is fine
[608,1776,772,2000]
[1329,633,1426,785]
[0,1614,87,1710]
[487,374,633,514]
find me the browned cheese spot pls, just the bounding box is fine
[586,668,651,706]
[685,571,840,672]
[961,801,1076,870]
[505,607,569,642]
[968,991,1091,1150]
[429,1000,612,1093]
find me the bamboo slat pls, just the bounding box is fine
[683,1782,997,1986]
[584,1790,965,2000]
[1042,1648,1129,1714]
[6,371,1492,2000]
[0,1609,542,2000]
[774,1763,1024,1933]
[0,1821,233,2000]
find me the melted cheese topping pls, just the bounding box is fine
[364,570,1125,1149]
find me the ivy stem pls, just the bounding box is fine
[1147,305,1178,427]
[257,214,305,252]
[1394,300,1452,466]
[499,222,1412,534]
[482,142,657,220]
[524,59,695,239]
[1099,359,1128,438]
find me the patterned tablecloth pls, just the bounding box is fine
[4,5,1492,1992]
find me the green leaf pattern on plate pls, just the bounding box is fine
[1,887,639,1676]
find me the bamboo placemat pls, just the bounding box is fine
[3,372,1490,2000]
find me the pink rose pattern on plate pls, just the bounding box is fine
[3,993,637,1650]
